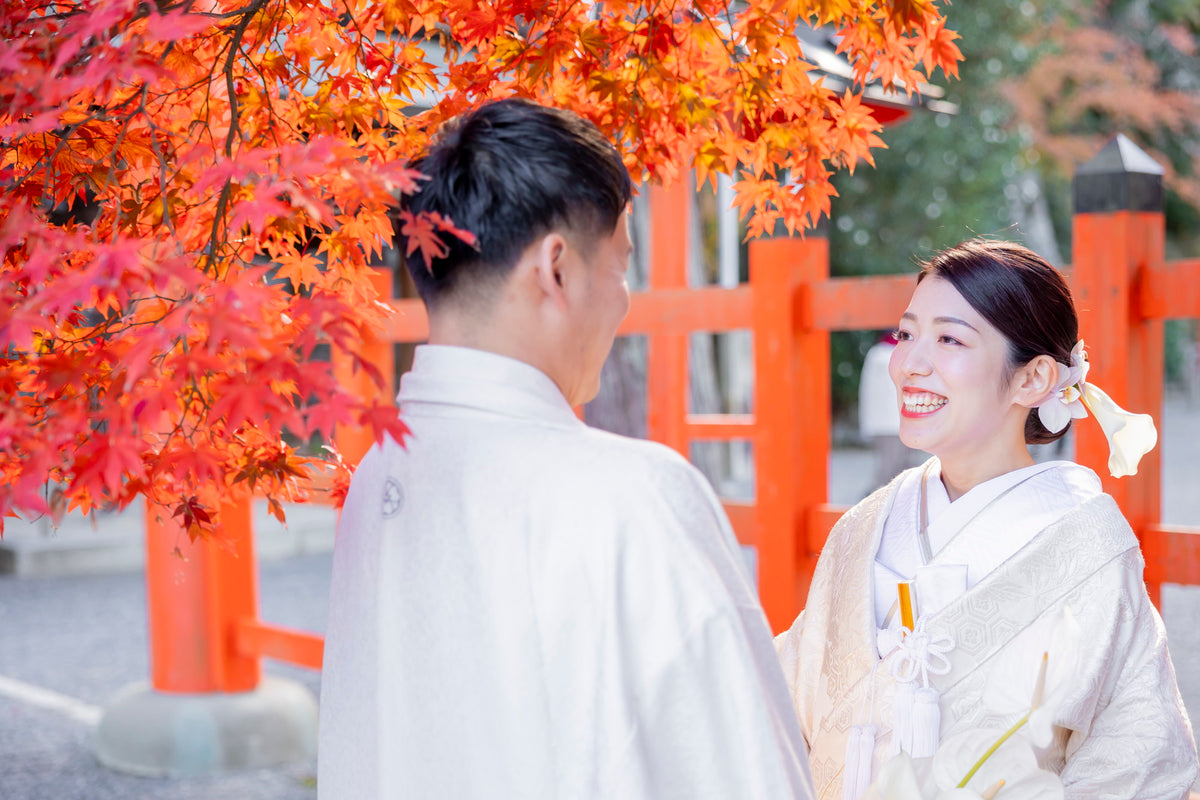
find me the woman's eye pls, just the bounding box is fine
[893,329,912,341]
[939,335,962,345]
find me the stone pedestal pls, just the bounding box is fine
[93,676,317,777]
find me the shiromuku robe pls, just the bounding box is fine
[776,461,1198,800]
[318,345,814,800]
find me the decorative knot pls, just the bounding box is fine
[889,619,955,688]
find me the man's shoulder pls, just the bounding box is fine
[364,416,719,518]
[571,426,717,501]
[576,424,690,467]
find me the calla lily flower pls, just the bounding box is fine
[931,730,1063,800]
[866,739,1062,800]
[1080,382,1157,478]
[865,753,983,800]
[1034,340,1157,477]
[981,606,1082,748]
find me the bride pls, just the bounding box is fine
[775,238,1197,800]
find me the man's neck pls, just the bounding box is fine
[427,307,569,400]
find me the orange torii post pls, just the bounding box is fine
[333,267,398,465]
[1071,134,1165,577]
[645,184,691,456]
[144,499,260,693]
[636,183,820,631]
[753,235,829,630]
[96,496,317,777]
[1071,134,1200,603]
[139,268,398,691]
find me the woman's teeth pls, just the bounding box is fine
[903,393,947,413]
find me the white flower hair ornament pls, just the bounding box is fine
[1035,340,1158,478]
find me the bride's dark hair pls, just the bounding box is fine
[918,238,1078,445]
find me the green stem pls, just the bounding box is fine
[957,712,1031,789]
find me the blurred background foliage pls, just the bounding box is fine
[828,0,1200,427]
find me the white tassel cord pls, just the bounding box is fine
[909,686,941,758]
[852,724,877,796]
[889,681,914,756]
[844,661,883,800]
[842,725,878,800]
[842,726,866,800]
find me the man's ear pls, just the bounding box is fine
[530,231,569,307]
[1014,354,1060,408]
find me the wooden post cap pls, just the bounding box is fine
[1072,134,1164,214]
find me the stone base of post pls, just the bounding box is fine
[93,676,317,777]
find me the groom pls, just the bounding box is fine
[317,98,814,800]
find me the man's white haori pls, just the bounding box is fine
[318,345,814,800]
[776,461,1197,800]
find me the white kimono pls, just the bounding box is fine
[319,345,814,800]
[777,460,1197,800]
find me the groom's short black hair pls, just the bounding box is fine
[400,97,632,307]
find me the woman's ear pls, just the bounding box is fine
[1014,354,1060,408]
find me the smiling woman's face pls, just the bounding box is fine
[888,276,1027,468]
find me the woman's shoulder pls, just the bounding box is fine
[831,460,930,539]
[1033,460,1104,500]
[1047,488,1139,555]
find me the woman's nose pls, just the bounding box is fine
[892,341,931,378]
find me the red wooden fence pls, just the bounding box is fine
[141,137,1200,693]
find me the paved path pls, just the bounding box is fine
[0,556,328,800]
[1,393,1197,799]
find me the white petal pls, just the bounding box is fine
[1027,707,1055,749]
[1037,399,1071,434]
[1081,384,1158,477]
[979,606,1082,720]
[866,754,927,800]
[1053,361,1072,389]
[998,770,1065,800]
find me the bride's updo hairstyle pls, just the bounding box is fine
[917,238,1078,445]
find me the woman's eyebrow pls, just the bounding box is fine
[900,311,980,332]
[934,316,980,331]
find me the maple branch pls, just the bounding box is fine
[134,84,181,238]
[8,113,99,198]
[235,32,284,144]
[202,0,271,277]
[59,297,184,347]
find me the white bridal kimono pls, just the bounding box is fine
[319,345,814,800]
[776,459,1198,800]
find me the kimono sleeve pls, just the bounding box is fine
[599,456,815,800]
[1059,552,1198,800]
[610,609,816,800]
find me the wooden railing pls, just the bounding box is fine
[142,137,1200,692]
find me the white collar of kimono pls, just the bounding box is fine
[921,459,1059,554]
[875,458,1101,584]
[397,344,582,427]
